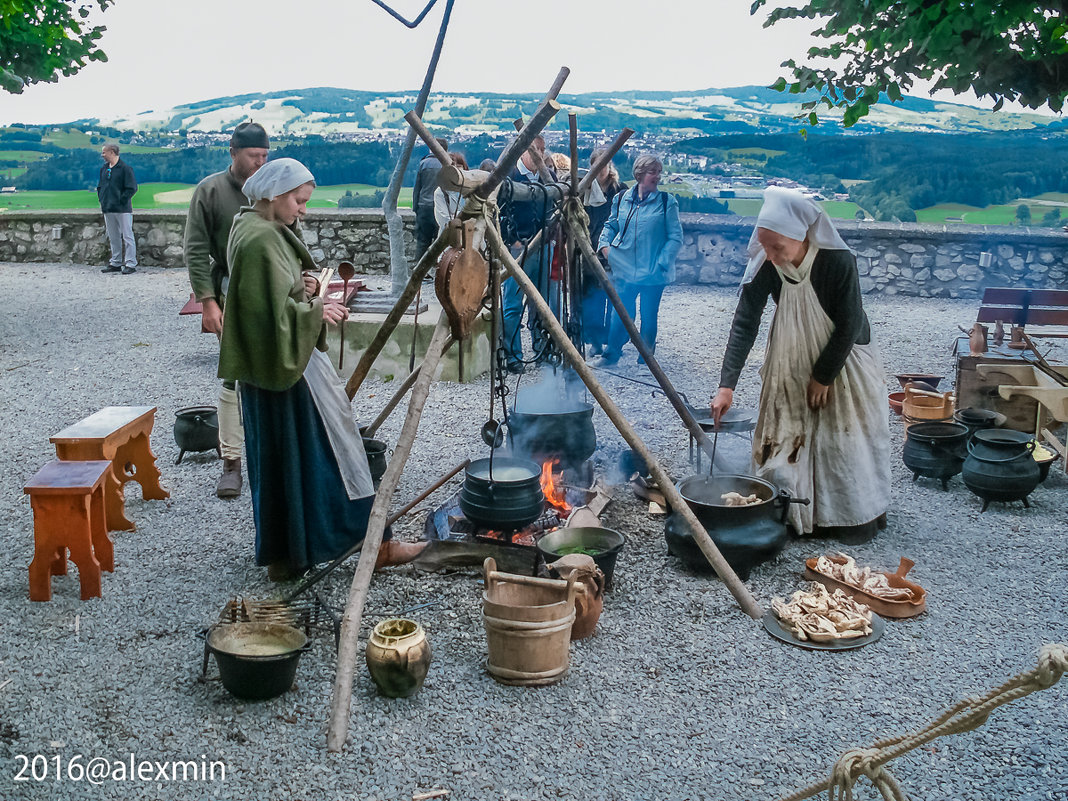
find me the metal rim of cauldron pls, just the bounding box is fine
[676,473,795,527]
[905,421,969,445]
[464,457,542,486]
[205,623,309,701]
[537,526,625,588]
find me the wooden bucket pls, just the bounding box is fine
[903,387,954,430]
[482,557,577,686]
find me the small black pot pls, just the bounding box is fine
[363,438,388,485]
[537,527,625,589]
[174,405,220,464]
[459,457,545,530]
[205,623,308,701]
[903,421,969,489]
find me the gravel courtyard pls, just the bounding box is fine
[0,261,1065,801]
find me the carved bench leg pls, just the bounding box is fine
[104,463,135,532]
[28,495,99,601]
[89,485,114,573]
[116,432,169,501]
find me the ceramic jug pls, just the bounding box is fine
[365,618,431,698]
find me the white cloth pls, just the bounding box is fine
[743,186,848,283]
[753,245,890,534]
[581,177,607,208]
[242,158,315,202]
[433,187,461,234]
[302,349,374,501]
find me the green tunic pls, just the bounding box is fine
[218,209,326,391]
[184,168,247,303]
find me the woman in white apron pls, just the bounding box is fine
[710,187,890,542]
[220,158,426,579]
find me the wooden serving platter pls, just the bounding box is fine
[804,556,927,618]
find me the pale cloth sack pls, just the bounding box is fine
[753,245,891,534]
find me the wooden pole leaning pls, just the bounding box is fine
[362,334,456,438]
[511,118,555,184]
[343,232,450,400]
[484,222,762,619]
[568,114,579,189]
[328,310,453,752]
[477,99,561,201]
[576,128,635,195]
[564,212,726,470]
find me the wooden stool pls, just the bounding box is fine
[25,459,114,601]
[51,406,169,532]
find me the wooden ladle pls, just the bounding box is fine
[337,260,355,370]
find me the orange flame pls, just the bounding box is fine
[540,459,571,515]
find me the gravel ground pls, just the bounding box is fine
[0,261,1065,801]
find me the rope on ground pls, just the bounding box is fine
[775,643,1068,801]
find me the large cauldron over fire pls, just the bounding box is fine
[507,385,596,469]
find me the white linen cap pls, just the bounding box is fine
[242,157,315,202]
[741,186,849,283]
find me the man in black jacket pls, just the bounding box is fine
[97,144,138,274]
[411,138,447,258]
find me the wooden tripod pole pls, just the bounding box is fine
[328,311,453,752]
[362,334,456,438]
[564,211,725,469]
[485,221,762,619]
[344,233,450,400]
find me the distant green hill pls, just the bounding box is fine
[88,85,1060,137]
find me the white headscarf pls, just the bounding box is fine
[242,157,315,202]
[742,186,849,283]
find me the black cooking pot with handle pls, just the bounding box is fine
[459,457,545,530]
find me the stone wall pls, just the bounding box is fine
[1,208,1066,297]
[0,209,416,272]
[673,215,1068,297]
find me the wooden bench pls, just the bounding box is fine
[24,460,114,601]
[50,406,169,532]
[976,288,1068,337]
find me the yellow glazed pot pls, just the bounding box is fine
[365,618,431,698]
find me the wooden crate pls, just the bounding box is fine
[954,338,1053,433]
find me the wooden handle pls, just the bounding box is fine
[896,557,915,577]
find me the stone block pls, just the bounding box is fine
[899,243,926,254]
[996,244,1015,259]
[302,229,319,246]
[957,263,982,280]
[914,268,931,282]
[934,269,956,282]
[859,276,875,294]
[145,228,167,247]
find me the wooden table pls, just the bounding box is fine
[50,406,169,531]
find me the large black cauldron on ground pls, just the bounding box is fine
[665,474,808,580]
[902,421,969,489]
[963,429,1041,511]
[507,400,596,469]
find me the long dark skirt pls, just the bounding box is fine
[240,377,388,572]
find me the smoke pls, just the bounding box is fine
[512,367,587,413]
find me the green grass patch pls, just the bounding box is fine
[820,200,865,220]
[0,184,412,211]
[0,150,50,161]
[728,197,865,220]
[725,198,764,216]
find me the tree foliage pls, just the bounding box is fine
[754,0,1068,126]
[0,0,112,94]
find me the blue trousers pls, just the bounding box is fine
[501,244,554,364]
[604,280,667,359]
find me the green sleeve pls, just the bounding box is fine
[184,184,216,302]
[219,220,324,390]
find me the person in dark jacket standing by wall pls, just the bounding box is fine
[411,138,447,258]
[184,121,270,499]
[97,143,138,274]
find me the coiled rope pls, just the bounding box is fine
[776,643,1068,801]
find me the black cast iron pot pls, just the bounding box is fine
[363,438,388,486]
[665,474,808,580]
[902,421,969,489]
[459,457,545,530]
[507,402,596,468]
[963,429,1041,511]
[174,405,219,464]
[205,622,309,700]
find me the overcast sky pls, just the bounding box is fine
[0,0,1015,126]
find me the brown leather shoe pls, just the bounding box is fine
[216,458,242,499]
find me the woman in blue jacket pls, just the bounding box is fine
[596,155,683,365]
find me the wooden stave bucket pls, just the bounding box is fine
[482,558,577,686]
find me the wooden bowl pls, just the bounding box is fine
[888,391,905,416]
[804,556,927,618]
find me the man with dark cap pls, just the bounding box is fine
[97,143,138,274]
[184,121,269,498]
[411,137,447,257]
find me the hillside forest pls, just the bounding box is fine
[4,125,1068,223]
